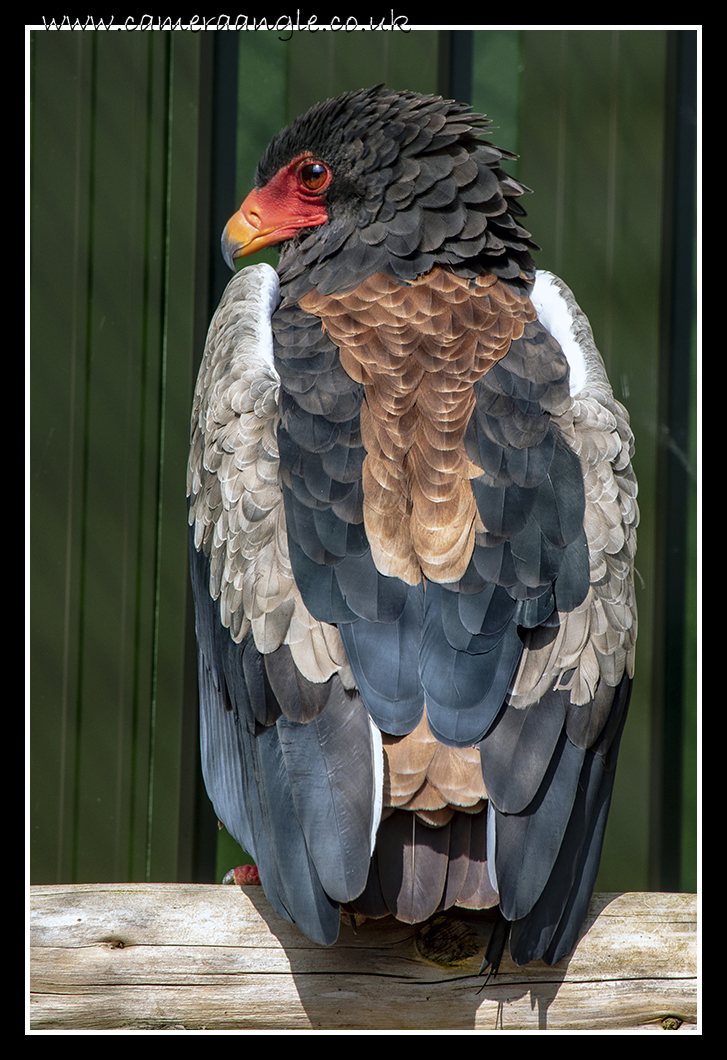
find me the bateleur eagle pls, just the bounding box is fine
[187,86,638,971]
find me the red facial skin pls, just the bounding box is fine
[221,154,331,267]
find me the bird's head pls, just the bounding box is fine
[222,86,537,299]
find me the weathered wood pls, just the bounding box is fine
[29,884,697,1031]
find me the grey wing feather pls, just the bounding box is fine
[188,263,354,686]
[479,272,638,967]
[513,271,639,707]
[188,264,383,944]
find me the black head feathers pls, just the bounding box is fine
[255,86,538,299]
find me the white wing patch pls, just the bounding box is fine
[531,270,589,396]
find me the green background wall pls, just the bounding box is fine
[29,28,698,899]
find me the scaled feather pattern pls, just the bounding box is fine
[188,87,638,966]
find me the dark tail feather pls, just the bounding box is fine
[480,907,509,981]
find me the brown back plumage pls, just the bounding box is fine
[301,269,535,583]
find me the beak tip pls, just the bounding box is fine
[221,228,238,272]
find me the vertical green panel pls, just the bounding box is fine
[471,30,523,159]
[30,31,207,885]
[146,32,208,882]
[236,33,288,197]
[287,29,441,118]
[30,32,94,884]
[384,29,441,94]
[132,33,175,881]
[73,31,162,884]
[682,309,698,893]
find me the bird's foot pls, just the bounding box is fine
[223,864,260,886]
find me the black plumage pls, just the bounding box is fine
[188,86,638,971]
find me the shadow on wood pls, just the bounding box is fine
[29,885,697,1031]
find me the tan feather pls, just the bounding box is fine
[382,714,487,821]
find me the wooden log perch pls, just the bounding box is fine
[29,884,697,1032]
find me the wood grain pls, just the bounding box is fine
[30,885,697,1031]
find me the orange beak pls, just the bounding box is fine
[221,185,328,270]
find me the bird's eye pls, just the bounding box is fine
[298,161,330,192]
